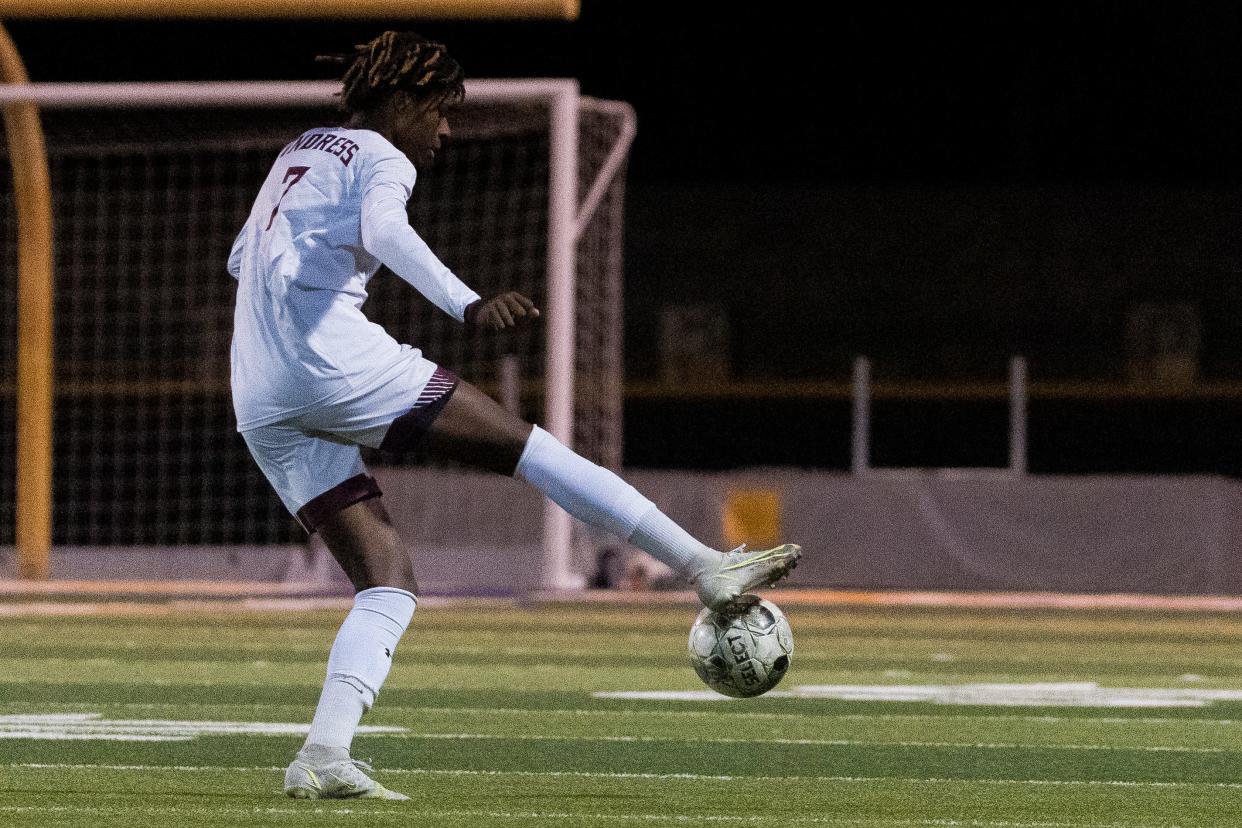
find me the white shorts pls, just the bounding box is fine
[241,358,458,532]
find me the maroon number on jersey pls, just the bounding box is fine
[265,166,310,231]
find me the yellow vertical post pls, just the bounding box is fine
[0,22,52,579]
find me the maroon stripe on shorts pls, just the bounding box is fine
[378,366,460,455]
[296,473,382,534]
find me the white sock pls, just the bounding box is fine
[628,505,720,580]
[303,586,416,753]
[515,425,718,578]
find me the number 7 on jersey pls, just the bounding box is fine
[266,166,310,230]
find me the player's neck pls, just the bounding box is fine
[344,112,394,143]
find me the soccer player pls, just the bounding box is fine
[228,31,801,800]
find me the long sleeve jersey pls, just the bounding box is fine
[228,127,480,431]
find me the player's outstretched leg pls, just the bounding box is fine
[516,427,799,608]
[284,497,416,800]
[515,425,801,609]
[424,381,801,609]
[689,542,803,612]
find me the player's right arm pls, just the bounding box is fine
[227,223,247,280]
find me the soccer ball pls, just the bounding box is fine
[688,599,794,698]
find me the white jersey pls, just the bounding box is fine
[228,128,480,431]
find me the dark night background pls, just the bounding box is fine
[6,2,1242,473]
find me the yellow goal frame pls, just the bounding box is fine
[0,1,576,17]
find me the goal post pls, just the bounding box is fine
[0,79,634,591]
[0,25,53,581]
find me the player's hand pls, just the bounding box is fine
[465,292,540,331]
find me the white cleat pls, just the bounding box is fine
[283,745,409,801]
[693,543,802,612]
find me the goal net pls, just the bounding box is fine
[0,82,633,579]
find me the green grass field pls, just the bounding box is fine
[3,597,1242,826]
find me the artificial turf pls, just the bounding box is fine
[3,599,1242,826]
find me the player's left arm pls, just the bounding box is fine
[360,164,482,322]
[360,159,539,329]
[463,292,540,332]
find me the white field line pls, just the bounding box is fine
[10,763,1242,791]
[360,731,1232,754]
[0,710,1235,752]
[0,639,694,658]
[13,701,1242,728]
[5,728,1223,753]
[0,713,404,741]
[0,666,1190,685]
[0,805,1171,828]
[379,706,1242,729]
[14,711,1218,751]
[593,684,1242,708]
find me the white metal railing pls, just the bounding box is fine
[852,356,1029,476]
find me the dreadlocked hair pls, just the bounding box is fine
[318,31,465,114]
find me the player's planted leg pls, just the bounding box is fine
[285,745,409,801]
[285,498,416,800]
